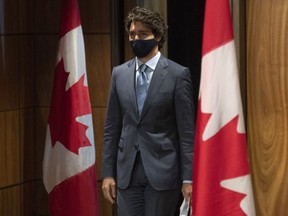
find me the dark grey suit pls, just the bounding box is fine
[102,55,195,215]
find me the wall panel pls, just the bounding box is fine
[0,186,21,216]
[0,36,19,111]
[34,35,58,107]
[0,112,7,187]
[85,35,111,107]
[20,108,36,181]
[21,182,37,215]
[18,0,33,33]
[19,36,34,108]
[6,110,21,185]
[80,0,110,33]
[0,0,18,34]
[35,181,49,215]
[35,108,49,179]
[247,0,288,215]
[34,0,61,34]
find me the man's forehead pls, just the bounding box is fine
[130,21,151,31]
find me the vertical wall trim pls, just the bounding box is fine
[231,0,247,120]
[110,0,124,67]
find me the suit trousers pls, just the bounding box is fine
[117,153,181,216]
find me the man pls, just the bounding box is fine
[101,6,195,216]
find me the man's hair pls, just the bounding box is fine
[125,6,168,49]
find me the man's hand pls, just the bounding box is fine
[182,183,192,202]
[102,177,116,204]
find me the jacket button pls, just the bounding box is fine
[137,124,141,128]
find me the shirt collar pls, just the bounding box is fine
[136,51,161,71]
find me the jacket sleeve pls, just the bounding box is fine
[101,67,122,178]
[174,67,195,181]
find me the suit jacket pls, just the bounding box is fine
[102,55,195,190]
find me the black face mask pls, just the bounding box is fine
[130,39,158,58]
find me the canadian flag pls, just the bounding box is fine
[43,0,99,215]
[192,0,255,215]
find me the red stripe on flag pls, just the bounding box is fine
[59,0,81,37]
[49,165,99,216]
[202,0,233,56]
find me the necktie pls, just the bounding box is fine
[136,64,148,114]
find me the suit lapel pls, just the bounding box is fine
[140,56,168,120]
[126,59,139,119]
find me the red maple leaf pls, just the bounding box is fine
[48,59,92,154]
[193,100,250,215]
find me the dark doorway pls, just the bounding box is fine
[168,1,205,215]
[168,0,205,109]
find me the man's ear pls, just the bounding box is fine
[155,36,161,42]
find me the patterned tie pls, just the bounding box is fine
[136,64,148,115]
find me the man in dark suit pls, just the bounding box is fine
[101,6,195,216]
